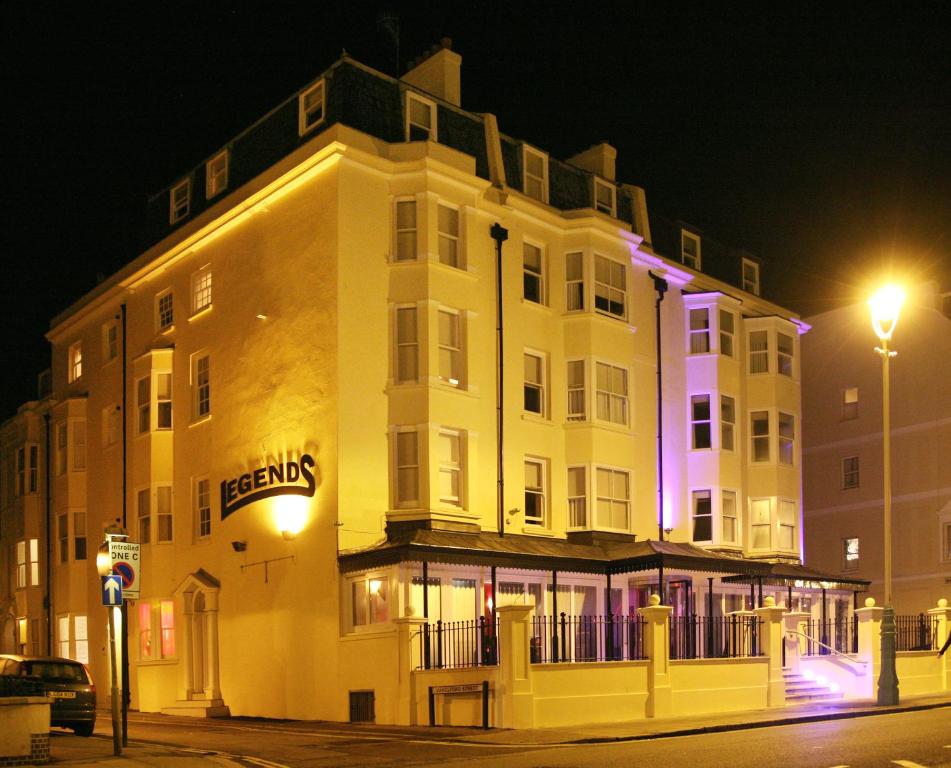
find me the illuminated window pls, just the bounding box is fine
[681,231,701,270]
[68,341,83,383]
[138,603,152,659]
[438,430,463,507]
[437,204,460,267]
[842,387,858,420]
[58,616,69,658]
[566,252,584,311]
[138,488,151,544]
[524,458,548,527]
[751,411,770,462]
[170,179,190,224]
[394,199,417,261]
[71,420,86,471]
[594,255,625,319]
[298,80,325,135]
[438,309,463,386]
[595,467,629,530]
[394,430,419,507]
[156,373,172,430]
[192,353,211,420]
[102,320,119,362]
[719,309,735,357]
[778,412,795,466]
[567,466,587,528]
[74,616,88,664]
[523,146,548,202]
[523,242,545,303]
[566,360,586,421]
[58,513,68,563]
[594,178,616,217]
[191,265,212,314]
[156,290,174,331]
[690,395,712,449]
[394,306,418,383]
[721,395,735,451]
[160,600,175,657]
[749,330,768,374]
[157,486,173,543]
[351,577,390,627]
[742,257,760,295]
[523,352,545,416]
[596,362,628,425]
[405,92,436,141]
[55,423,67,476]
[28,539,38,585]
[843,537,859,571]
[15,541,26,588]
[777,332,794,377]
[778,500,796,550]
[689,308,710,353]
[73,511,86,560]
[722,490,738,544]
[842,456,859,489]
[196,478,211,539]
[137,376,151,434]
[750,498,771,550]
[691,490,712,542]
[205,150,228,198]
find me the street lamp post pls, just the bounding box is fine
[96,540,122,756]
[869,284,904,706]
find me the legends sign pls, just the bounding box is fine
[220,454,316,519]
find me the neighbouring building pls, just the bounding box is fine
[803,283,951,614]
[1,43,870,725]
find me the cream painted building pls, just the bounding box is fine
[803,284,951,614]
[2,44,865,724]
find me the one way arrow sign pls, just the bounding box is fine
[101,574,123,606]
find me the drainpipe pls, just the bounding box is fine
[43,411,52,654]
[120,303,129,746]
[648,272,668,542]
[490,224,509,537]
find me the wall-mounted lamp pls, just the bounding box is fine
[664,527,673,537]
[281,530,297,541]
[274,495,307,541]
[96,541,113,577]
[231,540,247,552]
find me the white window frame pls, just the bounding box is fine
[567,465,587,529]
[298,80,326,136]
[156,290,174,332]
[438,429,463,507]
[191,265,213,315]
[777,332,795,377]
[394,305,419,384]
[750,410,770,463]
[191,352,211,421]
[721,395,736,452]
[73,510,86,561]
[394,198,418,262]
[522,240,545,304]
[195,477,211,540]
[394,428,420,508]
[719,309,735,357]
[405,91,437,141]
[690,394,712,450]
[681,230,701,270]
[749,330,769,374]
[688,307,711,354]
[842,456,859,489]
[136,375,151,435]
[156,372,172,430]
[565,252,585,312]
[594,178,616,217]
[350,574,392,629]
[778,412,795,466]
[593,254,626,320]
[68,341,83,383]
[55,423,67,476]
[595,361,628,426]
[722,489,738,544]
[778,499,797,551]
[842,537,859,571]
[566,359,586,421]
[523,351,546,417]
[156,485,173,543]
[170,179,190,224]
[58,512,68,563]
[523,457,548,527]
[102,320,119,363]
[691,489,713,543]
[102,404,120,448]
[436,202,461,268]
[594,466,630,532]
[742,257,760,295]
[137,487,151,545]
[71,420,86,471]
[205,149,229,198]
[749,497,771,551]
[522,145,549,203]
[842,387,859,420]
[437,308,463,387]
[941,519,951,563]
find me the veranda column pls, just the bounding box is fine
[855,597,883,698]
[754,596,786,707]
[394,617,427,725]
[180,592,194,699]
[637,594,672,718]
[927,597,950,691]
[782,611,811,674]
[203,591,221,700]
[497,604,534,729]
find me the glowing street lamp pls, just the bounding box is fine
[868,283,904,706]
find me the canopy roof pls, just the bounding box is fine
[721,562,870,591]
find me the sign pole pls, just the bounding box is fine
[121,602,129,746]
[107,605,121,757]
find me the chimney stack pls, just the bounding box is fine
[402,38,462,107]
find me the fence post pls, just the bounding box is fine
[753,596,786,708]
[927,597,950,691]
[855,597,883,698]
[637,594,673,718]
[497,604,534,728]
[782,611,810,673]
[394,616,428,725]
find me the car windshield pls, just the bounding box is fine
[22,662,88,683]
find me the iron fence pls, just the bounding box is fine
[803,616,858,655]
[416,617,499,670]
[895,613,939,651]
[530,614,646,663]
[669,614,763,659]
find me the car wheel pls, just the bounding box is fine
[73,722,94,737]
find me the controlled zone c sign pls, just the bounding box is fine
[108,540,141,599]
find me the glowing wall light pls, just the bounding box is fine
[274,494,309,540]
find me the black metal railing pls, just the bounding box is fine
[669,615,763,659]
[895,613,939,651]
[416,617,499,670]
[530,614,646,663]
[804,616,858,655]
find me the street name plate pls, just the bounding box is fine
[432,684,483,694]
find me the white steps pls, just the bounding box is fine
[783,671,844,703]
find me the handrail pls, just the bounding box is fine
[785,629,867,672]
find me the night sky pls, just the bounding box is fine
[2,2,948,417]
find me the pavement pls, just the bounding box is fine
[45,692,951,765]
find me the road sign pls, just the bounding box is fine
[107,539,140,598]
[102,575,123,606]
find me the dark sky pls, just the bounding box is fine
[2,2,949,417]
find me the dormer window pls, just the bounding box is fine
[405,92,437,141]
[205,150,229,198]
[170,180,190,224]
[681,231,701,270]
[298,80,326,135]
[594,179,616,217]
[522,146,548,203]
[742,257,760,295]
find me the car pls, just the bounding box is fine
[0,654,96,736]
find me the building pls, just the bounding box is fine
[802,284,951,614]
[1,43,866,725]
